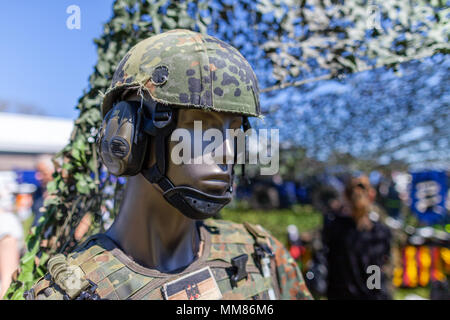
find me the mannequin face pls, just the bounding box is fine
[36,160,54,186]
[344,176,376,219]
[122,91,243,197]
[165,109,242,196]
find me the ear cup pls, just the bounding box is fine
[97,101,148,176]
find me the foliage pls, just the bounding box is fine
[5,0,448,299]
[393,286,430,300]
[221,204,322,246]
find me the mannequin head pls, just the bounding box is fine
[344,175,376,222]
[125,92,243,198]
[35,154,54,187]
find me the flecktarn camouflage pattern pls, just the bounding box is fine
[101,29,261,118]
[27,220,312,300]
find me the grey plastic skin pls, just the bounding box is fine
[106,93,242,273]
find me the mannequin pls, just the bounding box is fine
[27,30,312,300]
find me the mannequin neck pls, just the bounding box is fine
[106,174,200,272]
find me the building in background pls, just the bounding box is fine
[0,112,73,219]
[0,112,72,171]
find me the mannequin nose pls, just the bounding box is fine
[217,164,228,171]
[222,135,234,165]
[213,134,233,172]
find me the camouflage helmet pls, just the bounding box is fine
[101,29,261,118]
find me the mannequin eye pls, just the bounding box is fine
[230,118,243,130]
[179,118,195,127]
[356,183,366,190]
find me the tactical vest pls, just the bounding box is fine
[27,220,281,300]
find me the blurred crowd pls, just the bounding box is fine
[311,175,393,299]
[285,172,450,300]
[0,155,54,298]
[0,155,448,299]
[0,154,94,299]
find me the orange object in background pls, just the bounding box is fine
[441,248,450,274]
[396,245,449,288]
[15,193,32,211]
[289,245,302,260]
[417,246,431,287]
[403,246,418,287]
[393,266,403,287]
[430,247,445,282]
[301,247,312,272]
[15,192,33,221]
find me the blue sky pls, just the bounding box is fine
[0,1,114,119]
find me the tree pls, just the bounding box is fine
[5,0,447,299]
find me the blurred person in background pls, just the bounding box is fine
[305,182,345,298]
[30,155,92,244]
[31,154,54,227]
[322,175,392,300]
[377,174,402,221]
[0,180,23,299]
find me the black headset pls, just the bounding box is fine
[97,98,250,220]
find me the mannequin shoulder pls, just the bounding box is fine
[26,234,118,300]
[204,218,285,246]
[203,219,263,244]
[203,218,250,233]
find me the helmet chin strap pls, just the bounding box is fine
[143,170,233,220]
[139,102,234,220]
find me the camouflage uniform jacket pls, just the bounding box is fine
[27,219,312,300]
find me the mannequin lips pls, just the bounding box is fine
[202,173,230,183]
[199,173,231,194]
